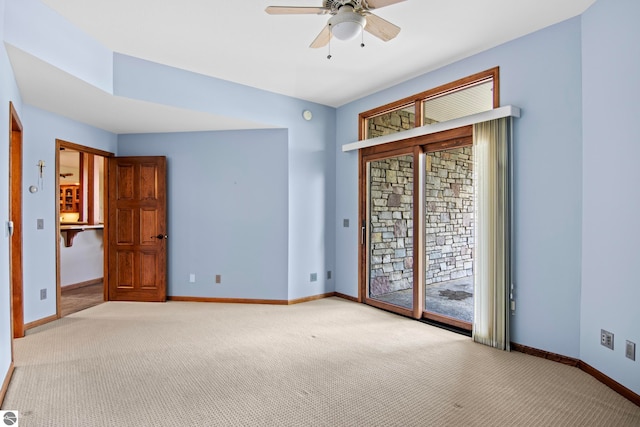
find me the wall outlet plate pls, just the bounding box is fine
[626,341,636,361]
[215,275,221,284]
[310,273,317,282]
[40,288,47,300]
[601,329,614,350]
[189,273,195,283]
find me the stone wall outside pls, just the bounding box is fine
[369,155,414,297]
[367,147,474,297]
[425,147,474,285]
[367,109,441,139]
[368,110,415,139]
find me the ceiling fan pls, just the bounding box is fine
[265,0,406,48]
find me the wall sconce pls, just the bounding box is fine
[31,160,46,193]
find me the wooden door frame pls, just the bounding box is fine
[9,102,23,339]
[55,140,113,317]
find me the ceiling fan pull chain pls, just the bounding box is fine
[327,25,333,59]
[361,26,365,48]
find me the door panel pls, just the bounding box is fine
[116,251,134,288]
[140,209,158,244]
[423,146,474,330]
[364,154,415,315]
[117,209,134,243]
[108,156,167,302]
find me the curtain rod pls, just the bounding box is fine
[342,105,521,152]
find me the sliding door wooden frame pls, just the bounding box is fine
[359,127,473,318]
[421,137,475,331]
[412,145,425,319]
[360,147,417,318]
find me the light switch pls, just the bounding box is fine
[37,218,44,230]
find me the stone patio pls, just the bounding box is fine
[372,277,473,324]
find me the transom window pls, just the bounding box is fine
[359,67,499,140]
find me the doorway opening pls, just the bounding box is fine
[56,140,112,318]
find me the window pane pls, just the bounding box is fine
[368,154,414,309]
[423,81,493,125]
[424,146,474,324]
[366,105,415,140]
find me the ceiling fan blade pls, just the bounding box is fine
[310,25,332,48]
[365,0,406,10]
[364,13,401,42]
[265,6,330,15]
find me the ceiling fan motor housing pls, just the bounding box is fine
[328,4,366,40]
[324,0,365,13]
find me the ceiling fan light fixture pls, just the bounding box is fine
[328,6,366,41]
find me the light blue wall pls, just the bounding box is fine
[336,18,584,358]
[4,0,113,92]
[3,0,336,331]
[21,105,116,323]
[118,130,290,300]
[113,55,337,300]
[0,0,23,394]
[581,0,640,395]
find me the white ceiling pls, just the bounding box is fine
[10,0,595,134]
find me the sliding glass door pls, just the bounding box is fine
[360,130,474,328]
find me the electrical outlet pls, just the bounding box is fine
[626,341,636,361]
[40,288,47,300]
[215,275,221,284]
[310,273,317,282]
[343,219,350,228]
[327,271,332,280]
[601,329,614,350]
[189,273,195,283]
[37,218,44,230]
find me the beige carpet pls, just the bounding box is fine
[3,297,639,426]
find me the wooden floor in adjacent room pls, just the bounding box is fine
[60,282,104,317]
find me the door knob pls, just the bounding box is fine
[153,234,168,239]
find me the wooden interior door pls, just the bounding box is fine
[108,156,167,302]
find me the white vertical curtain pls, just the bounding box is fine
[472,118,511,350]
